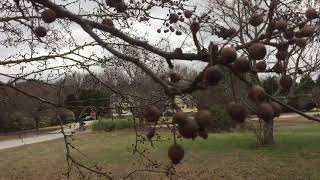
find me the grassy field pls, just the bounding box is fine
[1,123,320,179]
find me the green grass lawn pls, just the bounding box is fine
[1,125,320,179]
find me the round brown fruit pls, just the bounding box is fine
[41,9,56,23]
[248,85,265,102]
[295,38,307,47]
[249,14,263,27]
[275,19,287,31]
[198,128,208,139]
[144,106,161,122]
[178,118,199,139]
[276,50,288,61]
[220,28,237,39]
[233,56,250,73]
[174,48,183,55]
[203,65,223,86]
[283,30,294,39]
[190,21,200,33]
[226,102,248,123]
[277,41,289,51]
[170,72,182,83]
[169,13,179,23]
[300,25,314,37]
[248,43,267,60]
[221,47,237,63]
[270,102,282,117]
[34,26,47,37]
[184,10,193,18]
[146,128,155,140]
[168,144,184,164]
[257,103,274,122]
[102,18,114,27]
[279,75,293,89]
[173,111,187,126]
[195,110,211,128]
[255,60,267,72]
[306,8,318,20]
[115,2,127,13]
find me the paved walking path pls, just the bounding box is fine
[0,121,94,150]
[0,112,320,150]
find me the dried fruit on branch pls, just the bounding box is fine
[257,103,274,122]
[173,111,187,125]
[41,9,57,23]
[144,106,161,122]
[34,26,47,37]
[168,144,184,164]
[221,47,237,63]
[248,85,265,102]
[178,117,199,139]
[190,21,200,33]
[248,43,267,60]
[233,56,250,73]
[226,102,248,123]
[255,60,267,72]
[195,110,211,128]
[102,18,114,27]
[306,8,318,20]
[249,14,263,27]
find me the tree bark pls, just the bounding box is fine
[263,118,274,145]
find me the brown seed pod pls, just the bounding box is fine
[194,110,211,128]
[255,60,267,72]
[203,65,223,86]
[277,41,289,51]
[295,38,307,47]
[144,106,161,122]
[115,2,127,13]
[169,13,179,23]
[233,56,250,73]
[270,102,282,117]
[221,47,237,63]
[248,43,267,60]
[184,10,193,18]
[170,72,182,83]
[102,18,114,27]
[146,128,155,140]
[173,111,187,125]
[249,14,263,27]
[178,117,199,139]
[220,28,237,39]
[34,26,47,37]
[226,102,248,123]
[248,85,265,102]
[168,144,184,164]
[257,103,274,122]
[306,8,318,20]
[41,9,56,23]
[300,25,314,37]
[276,50,288,60]
[190,21,200,33]
[279,75,293,89]
[297,68,303,74]
[283,30,294,39]
[174,48,183,55]
[273,62,284,74]
[275,19,287,31]
[198,128,208,139]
